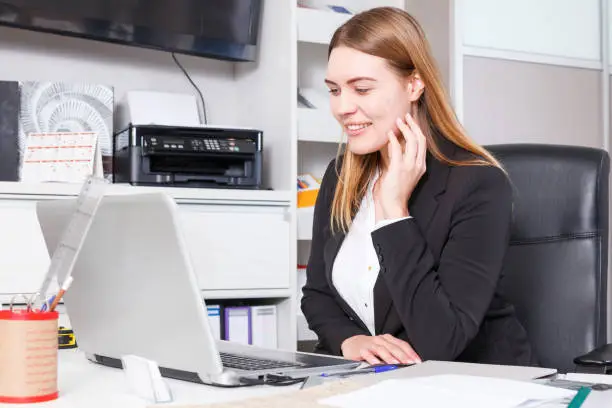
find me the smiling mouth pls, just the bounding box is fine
[344,122,372,133]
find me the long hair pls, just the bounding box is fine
[329,7,502,233]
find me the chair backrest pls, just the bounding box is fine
[486,144,609,373]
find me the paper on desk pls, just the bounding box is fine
[318,375,576,408]
[560,373,612,385]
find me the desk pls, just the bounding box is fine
[4,350,611,408]
[1,349,299,408]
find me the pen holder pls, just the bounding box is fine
[0,310,59,403]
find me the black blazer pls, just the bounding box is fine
[301,138,537,366]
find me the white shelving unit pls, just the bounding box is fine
[297,7,352,44]
[294,0,406,344]
[297,107,342,142]
[297,206,315,240]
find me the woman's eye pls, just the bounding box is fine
[328,88,340,96]
[355,88,371,94]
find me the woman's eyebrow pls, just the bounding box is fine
[324,77,377,86]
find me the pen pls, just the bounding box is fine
[40,295,56,312]
[320,363,412,378]
[567,386,591,408]
[48,276,74,312]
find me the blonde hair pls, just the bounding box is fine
[329,7,502,233]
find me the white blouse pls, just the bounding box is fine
[331,172,411,335]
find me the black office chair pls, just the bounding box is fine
[487,143,612,374]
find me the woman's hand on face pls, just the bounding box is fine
[377,112,427,220]
[341,334,422,365]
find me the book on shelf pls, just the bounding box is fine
[206,303,278,349]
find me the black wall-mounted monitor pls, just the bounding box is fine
[0,0,264,62]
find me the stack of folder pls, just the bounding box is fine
[206,304,278,349]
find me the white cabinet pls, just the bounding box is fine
[0,200,53,298]
[462,0,601,62]
[0,185,293,304]
[180,204,291,291]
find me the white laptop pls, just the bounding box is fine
[36,191,359,386]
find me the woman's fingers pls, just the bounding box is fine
[405,112,427,169]
[404,113,425,167]
[382,334,422,363]
[369,343,400,364]
[360,348,382,365]
[387,130,403,168]
[395,117,417,164]
[373,336,409,364]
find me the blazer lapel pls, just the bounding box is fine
[373,149,453,334]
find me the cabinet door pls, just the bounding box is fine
[462,0,600,61]
[179,204,291,290]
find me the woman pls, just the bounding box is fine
[300,7,536,367]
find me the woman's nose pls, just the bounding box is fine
[335,93,358,115]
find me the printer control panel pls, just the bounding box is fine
[144,135,256,154]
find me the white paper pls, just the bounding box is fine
[319,375,576,408]
[560,373,612,386]
[124,91,200,126]
[21,131,98,183]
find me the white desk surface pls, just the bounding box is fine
[3,350,611,408]
[0,349,299,408]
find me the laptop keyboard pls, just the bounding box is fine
[219,352,309,371]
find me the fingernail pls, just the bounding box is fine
[396,117,403,125]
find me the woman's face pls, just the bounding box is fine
[325,46,422,155]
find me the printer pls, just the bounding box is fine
[113,124,263,189]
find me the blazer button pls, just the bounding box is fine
[378,253,383,262]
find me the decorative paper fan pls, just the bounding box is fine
[18,81,114,179]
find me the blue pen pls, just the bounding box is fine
[320,363,412,378]
[40,295,56,312]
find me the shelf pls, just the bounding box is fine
[298,108,343,143]
[297,8,352,45]
[297,206,315,240]
[0,181,292,206]
[0,289,292,308]
[201,288,292,300]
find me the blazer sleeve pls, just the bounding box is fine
[300,159,368,355]
[370,165,513,361]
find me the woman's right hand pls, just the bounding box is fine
[341,334,422,365]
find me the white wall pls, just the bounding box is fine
[0,26,240,128]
